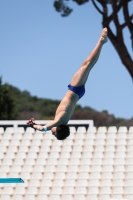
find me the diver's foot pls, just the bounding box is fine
[99,27,108,44]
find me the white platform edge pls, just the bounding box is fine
[0,120,94,133]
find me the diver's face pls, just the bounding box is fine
[51,126,61,137]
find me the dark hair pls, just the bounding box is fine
[56,125,70,140]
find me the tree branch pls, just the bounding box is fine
[112,0,120,27]
[121,14,133,29]
[123,1,133,48]
[103,0,122,25]
[103,9,133,78]
[91,0,103,14]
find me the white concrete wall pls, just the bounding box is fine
[0,120,94,133]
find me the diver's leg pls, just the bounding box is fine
[70,28,108,87]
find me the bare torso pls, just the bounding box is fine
[54,90,79,124]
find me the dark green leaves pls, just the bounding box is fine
[0,77,18,120]
[54,0,73,16]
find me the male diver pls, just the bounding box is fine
[27,28,108,140]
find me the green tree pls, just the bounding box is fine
[54,0,133,79]
[0,77,18,119]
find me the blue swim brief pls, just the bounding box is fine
[68,84,85,99]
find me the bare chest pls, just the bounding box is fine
[55,90,79,121]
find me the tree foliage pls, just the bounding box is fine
[0,81,132,127]
[0,77,18,120]
[53,0,133,79]
[8,84,61,120]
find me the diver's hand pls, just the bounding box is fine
[27,118,36,129]
[27,118,35,125]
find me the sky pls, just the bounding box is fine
[0,0,133,120]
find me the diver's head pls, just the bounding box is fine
[52,125,70,140]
